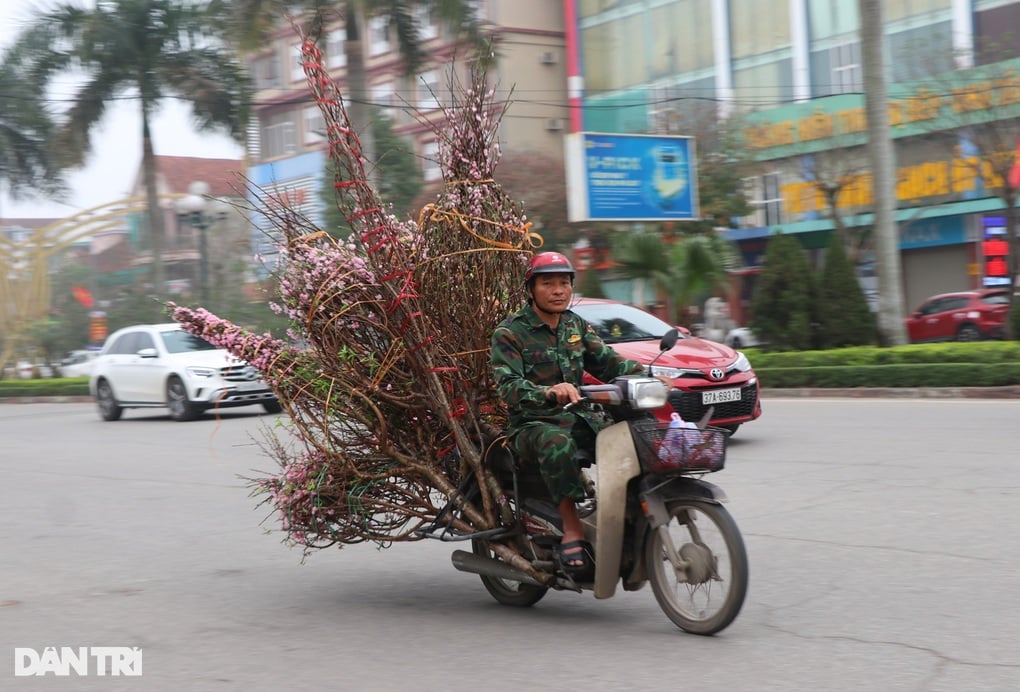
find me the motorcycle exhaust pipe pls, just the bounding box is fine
[450,550,544,586]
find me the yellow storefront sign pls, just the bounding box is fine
[781,156,1004,215]
[745,73,1020,151]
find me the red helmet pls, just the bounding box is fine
[524,252,575,282]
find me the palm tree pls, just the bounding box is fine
[613,231,672,310]
[614,229,738,326]
[21,0,250,298]
[224,0,483,167]
[0,42,65,202]
[667,232,739,316]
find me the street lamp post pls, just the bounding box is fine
[175,181,228,305]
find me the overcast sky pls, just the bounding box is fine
[0,0,245,219]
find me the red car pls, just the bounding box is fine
[905,289,1009,343]
[571,298,762,434]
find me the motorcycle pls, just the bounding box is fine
[417,329,748,635]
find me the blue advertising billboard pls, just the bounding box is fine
[566,132,699,222]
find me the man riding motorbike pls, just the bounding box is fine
[490,252,649,580]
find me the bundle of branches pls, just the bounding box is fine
[170,37,540,562]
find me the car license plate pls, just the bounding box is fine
[235,380,265,392]
[702,388,741,405]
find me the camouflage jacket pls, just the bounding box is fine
[491,303,645,432]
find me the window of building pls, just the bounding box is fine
[884,0,951,22]
[372,81,395,111]
[262,111,297,159]
[830,42,861,94]
[889,21,953,81]
[581,13,645,92]
[328,28,347,70]
[421,140,441,182]
[647,78,717,133]
[744,173,783,228]
[290,43,305,83]
[733,59,794,107]
[303,106,325,145]
[415,4,438,41]
[370,16,391,56]
[730,0,791,58]
[467,0,488,22]
[649,0,713,78]
[253,53,282,89]
[808,0,859,40]
[417,70,441,110]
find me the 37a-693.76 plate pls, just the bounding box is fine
[702,388,741,405]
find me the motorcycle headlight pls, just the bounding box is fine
[626,377,669,410]
[731,352,752,372]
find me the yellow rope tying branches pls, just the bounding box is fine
[371,339,405,390]
[418,204,544,250]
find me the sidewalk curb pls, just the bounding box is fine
[0,396,94,404]
[762,385,1020,399]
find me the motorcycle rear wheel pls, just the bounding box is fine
[645,500,748,635]
[471,538,548,607]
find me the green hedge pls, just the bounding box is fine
[747,341,1020,368]
[0,377,90,398]
[758,362,1020,388]
[744,341,1020,388]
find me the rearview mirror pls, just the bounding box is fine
[659,328,679,352]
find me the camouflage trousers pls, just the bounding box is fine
[510,418,598,503]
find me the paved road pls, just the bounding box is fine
[2,398,1019,691]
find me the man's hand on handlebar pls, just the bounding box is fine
[545,382,582,406]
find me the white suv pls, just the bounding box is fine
[89,323,281,421]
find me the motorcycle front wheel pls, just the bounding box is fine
[471,538,549,608]
[644,499,748,635]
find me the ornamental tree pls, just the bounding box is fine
[170,38,544,579]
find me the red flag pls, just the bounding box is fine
[72,286,94,309]
[1008,138,1020,189]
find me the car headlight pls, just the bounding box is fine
[186,366,218,378]
[731,352,752,372]
[649,364,697,379]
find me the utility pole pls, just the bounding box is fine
[859,0,908,344]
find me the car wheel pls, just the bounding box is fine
[166,376,202,421]
[95,379,123,421]
[262,400,283,414]
[956,324,981,342]
[730,336,743,349]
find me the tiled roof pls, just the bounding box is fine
[150,155,245,198]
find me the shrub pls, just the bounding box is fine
[750,232,816,350]
[1010,298,1020,340]
[816,234,877,348]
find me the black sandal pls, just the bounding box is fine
[557,540,595,580]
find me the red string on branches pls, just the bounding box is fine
[398,311,423,332]
[408,336,434,354]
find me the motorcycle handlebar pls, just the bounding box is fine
[562,397,590,412]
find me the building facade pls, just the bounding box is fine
[570,0,1020,320]
[244,0,569,265]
